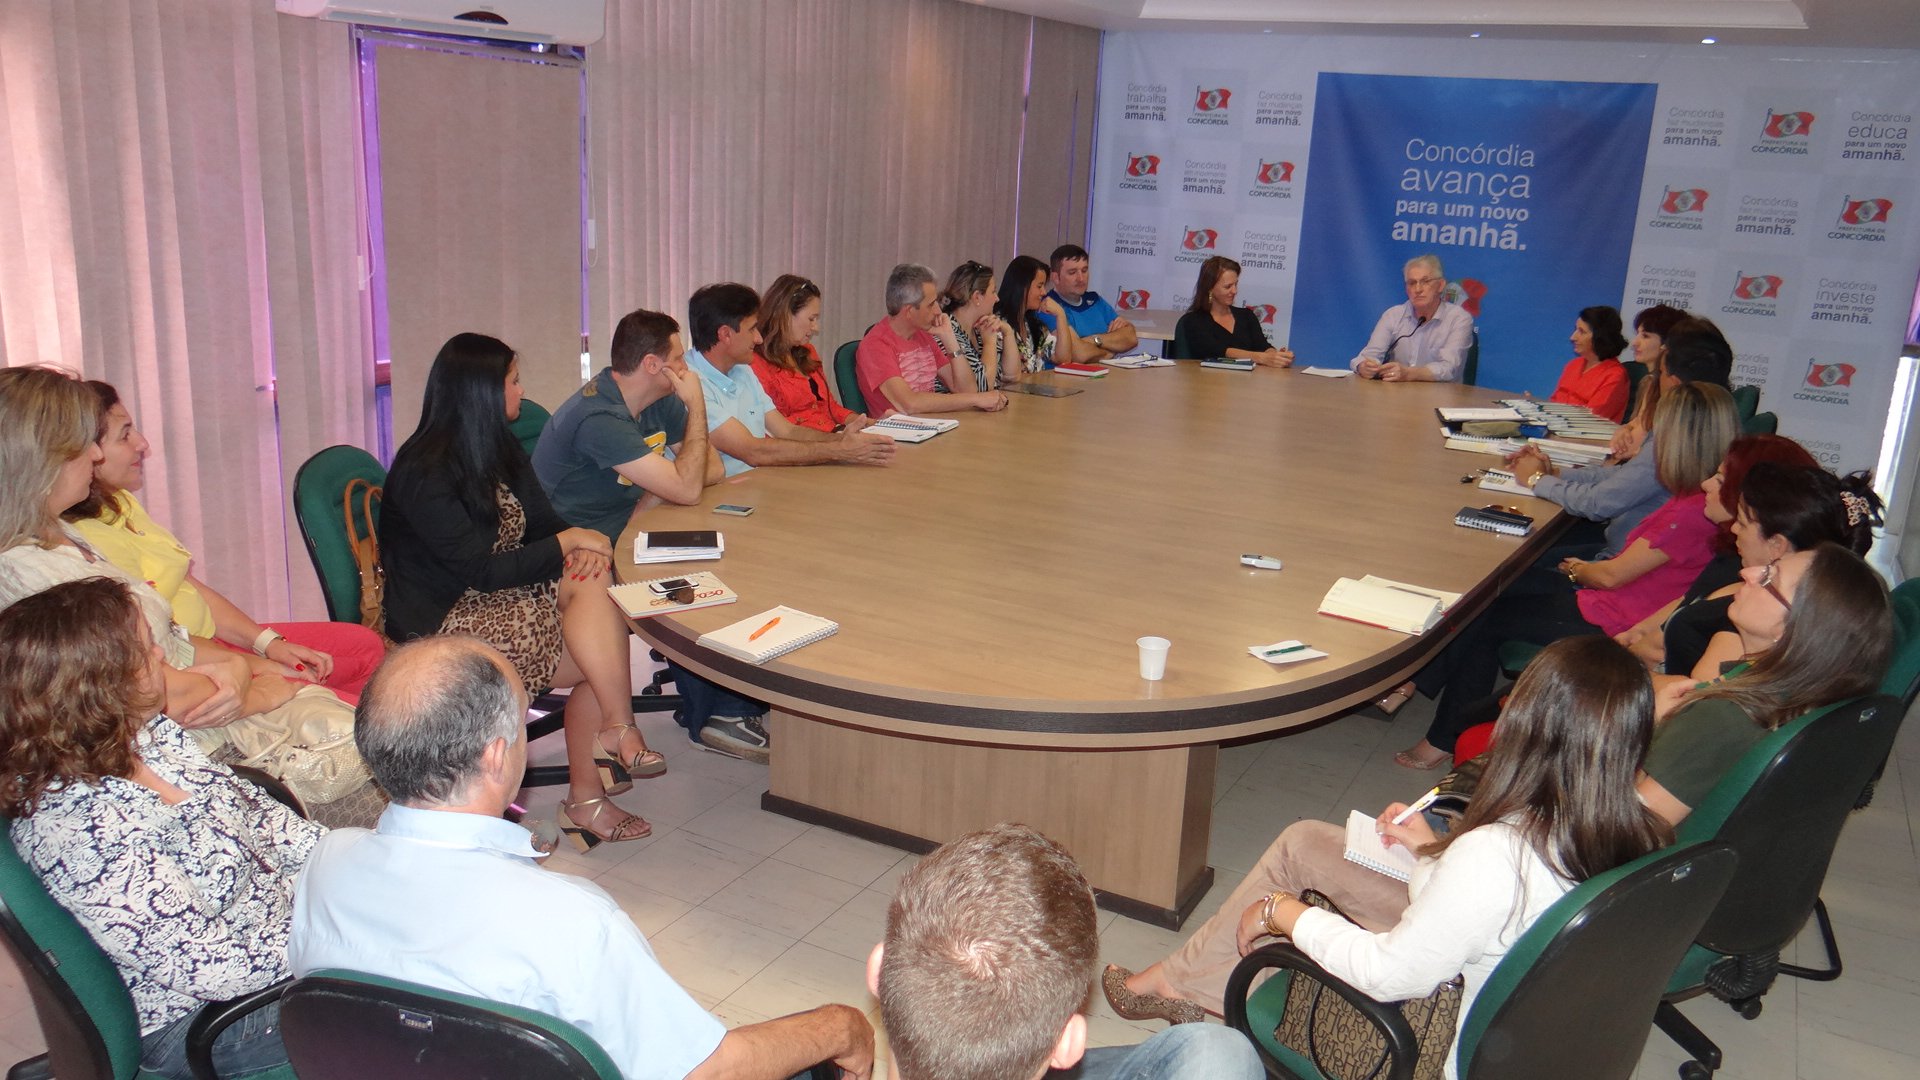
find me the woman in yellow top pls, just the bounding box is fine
[65,381,385,702]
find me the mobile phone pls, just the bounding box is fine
[647,578,694,595]
[713,504,755,517]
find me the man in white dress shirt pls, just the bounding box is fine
[289,636,873,1080]
[1350,253,1475,382]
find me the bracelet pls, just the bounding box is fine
[252,628,284,657]
[1260,891,1292,936]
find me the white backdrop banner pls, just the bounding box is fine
[1089,33,1920,472]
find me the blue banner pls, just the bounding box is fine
[1290,73,1656,393]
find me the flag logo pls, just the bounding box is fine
[1805,362,1856,388]
[1762,110,1814,139]
[1182,228,1218,251]
[1661,187,1709,214]
[1839,197,1892,226]
[1117,290,1150,310]
[1255,160,1294,185]
[1125,154,1160,177]
[1732,274,1783,300]
[1194,87,1231,111]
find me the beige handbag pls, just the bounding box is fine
[219,685,371,806]
[1272,890,1465,1080]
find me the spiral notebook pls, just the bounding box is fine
[1343,809,1419,882]
[1455,505,1535,536]
[697,605,839,664]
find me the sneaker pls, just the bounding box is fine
[699,715,771,764]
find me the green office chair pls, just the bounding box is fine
[282,970,837,1080]
[1620,360,1649,423]
[280,971,621,1080]
[1729,384,1760,423]
[1461,328,1480,387]
[1225,841,1736,1080]
[1654,694,1903,1080]
[510,398,554,459]
[833,339,866,414]
[1170,318,1196,360]
[291,445,387,626]
[1741,411,1778,436]
[0,823,292,1080]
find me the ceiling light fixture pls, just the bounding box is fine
[1701,37,1718,44]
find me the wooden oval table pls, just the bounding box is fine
[619,364,1568,927]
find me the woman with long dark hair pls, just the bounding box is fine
[1547,305,1630,421]
[2,578,320,1079]
[1611,302,1687,456]
[1171,256,1292,366]
[380,333,656,850]
[1105,636,1668,1073]
[1640,542,1891,824]
[994,255,1079,374]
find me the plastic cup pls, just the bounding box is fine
[1137,636,1171,680]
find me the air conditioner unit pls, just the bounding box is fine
[276,1,605,46]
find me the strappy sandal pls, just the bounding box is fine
[1101,965,1205,1025]
[557,796,652,852]
[1394,743,1451,770]
[595,724,668,795]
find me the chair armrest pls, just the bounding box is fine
[1224,942,1419,1080]
[228,764,307,817]
[186,978,292,1080]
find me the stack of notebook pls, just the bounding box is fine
[633,531,724,565]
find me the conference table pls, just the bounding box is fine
[618,364,1569,927]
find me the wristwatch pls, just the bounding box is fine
[1091,334,1103,349]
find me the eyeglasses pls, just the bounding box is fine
[1753,559,1791,611]
[1405,277,1442,288]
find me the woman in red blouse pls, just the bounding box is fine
[1547,306,1630,422]
[751,275,869,434]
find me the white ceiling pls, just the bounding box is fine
[967,0,1920,50]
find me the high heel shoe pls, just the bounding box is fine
[1102,965,1205,1025]
[595,724,668,794]
[557,796,651,852]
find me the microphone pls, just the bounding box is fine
[1380,316,1429,375]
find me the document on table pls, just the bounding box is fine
[1298,366,1352,378]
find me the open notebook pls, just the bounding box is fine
[1343,809,1419,882]
[696,606,839,664]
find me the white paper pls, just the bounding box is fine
[1248,639,1329,664]
[1298,366,1352,378]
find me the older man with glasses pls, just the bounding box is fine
[1351,253,1475,382]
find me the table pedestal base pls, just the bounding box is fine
[760,710,1218,929]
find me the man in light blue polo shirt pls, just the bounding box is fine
[685,282,894,475]
[1039,243,1140,364]
[289,637,874,1080]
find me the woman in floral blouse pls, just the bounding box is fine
[1,578,322,1079]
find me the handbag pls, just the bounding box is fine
[342,477,386,634]
[219,685,372,807]
[1271,890,1464,1080]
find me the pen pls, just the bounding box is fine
[1259,643,1310,657]
[1389,786,1443,826]
[748,616,782,641]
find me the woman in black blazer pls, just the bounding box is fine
[1172,256,1294,366]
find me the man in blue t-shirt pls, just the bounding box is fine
[1038,243,1140,363]
[532,308,718,541]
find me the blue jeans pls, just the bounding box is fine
[1058,1024,1262,1080]
[668,660,766,742]
[140,1000,287,1080]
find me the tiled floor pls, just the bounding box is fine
[2,682,1916,1078]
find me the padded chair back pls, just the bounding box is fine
[510,398,553,459]
[281,970,622,1080]
[1880,579,1920,704]
[1742,411,1778,435]
[1675,695,1902,957]
[0,822,143,1080]
[1456,842,1737,1080]
[292,445,389,625]
[1620,360,1649,423]
[1730,384,1761,421]
[832,339,866,414]
[1462,328,1480,386]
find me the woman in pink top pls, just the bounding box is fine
[1546,306,1630,422]
[1394,382,1741,769]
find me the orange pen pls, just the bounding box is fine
[748,616,781,641]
